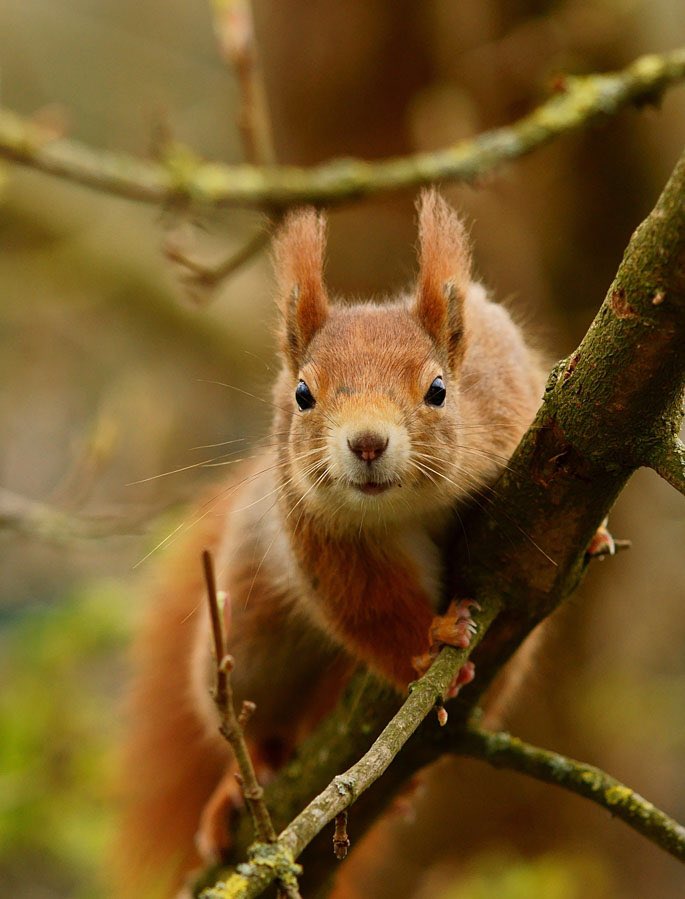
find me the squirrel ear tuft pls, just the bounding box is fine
[273,208,330,372]
[414,189,472,368]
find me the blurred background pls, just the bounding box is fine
[1,1,684,897]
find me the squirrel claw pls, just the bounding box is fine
[428,599,480,653]
[412,599,479,700]
[411,599,479,677]
[411,653,476,701]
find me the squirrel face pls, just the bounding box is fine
[270,191,497,535]
[280,302,472,531]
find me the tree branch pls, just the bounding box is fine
[201,549,305,898]
[202,550,280,845]
[198,144,685,897]
[164,218,276,295]
[164,0,279,299]
[457,728,685,862]
[1,50,684,209]
[209,0,275,167]
[201,603,500,899]
[647,437,685,497]
[453,138,685,700]
[0,486,157,544]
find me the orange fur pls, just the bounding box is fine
[113,488,233,898]
[416,190,471,368]
[287,512,435,687]
[273,207,329,372]
[114,191,546,896]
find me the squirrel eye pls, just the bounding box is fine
[295,380,316,411]
[424,377,446,407]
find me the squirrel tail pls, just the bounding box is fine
[111,514,230,899]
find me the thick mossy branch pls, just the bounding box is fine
[458,729,685,862]
[202,841,302,899]
[1,49,684,209]
[452,142,685,697]
[200,146,685,898]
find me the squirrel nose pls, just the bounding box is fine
[347,432,389,463]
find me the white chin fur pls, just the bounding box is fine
[289,417,474,532]
[304,473,459,534]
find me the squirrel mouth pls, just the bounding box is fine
[356,481,394,496]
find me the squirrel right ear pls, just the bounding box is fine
[273,208,329,372]
[414,189,472,369]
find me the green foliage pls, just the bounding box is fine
[438,850,613,899]
[0,584,131,897]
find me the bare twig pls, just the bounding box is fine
[457,728,685,862]
[1,50,684,209]
[210,0,275,166]
[201,549,278,844]
[647,437,685,497]
[201,550,305,898]
[164,219,277,294]
[166,1,277,297]
[0,486,157,544]
[332,812,350,861]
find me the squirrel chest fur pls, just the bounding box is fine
[116,191,545,897]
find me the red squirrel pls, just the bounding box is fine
[114,191,545,897]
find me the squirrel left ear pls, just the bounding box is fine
[273,208,330,373]
[414,189,471,369]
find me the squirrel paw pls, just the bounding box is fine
[586,517,616,559]
[428,599,480,652]
[444,659,476,700]
[412,599,479,698]
[411,655,476,700]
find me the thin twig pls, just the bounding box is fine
[647,437,685,497]
[1,50,684,209]
[0,486,158,544]
[457,728,685,862]
[210,0,275,166]
[201,549,278,845]
[166,1,277,296]
[164,218,277,291]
